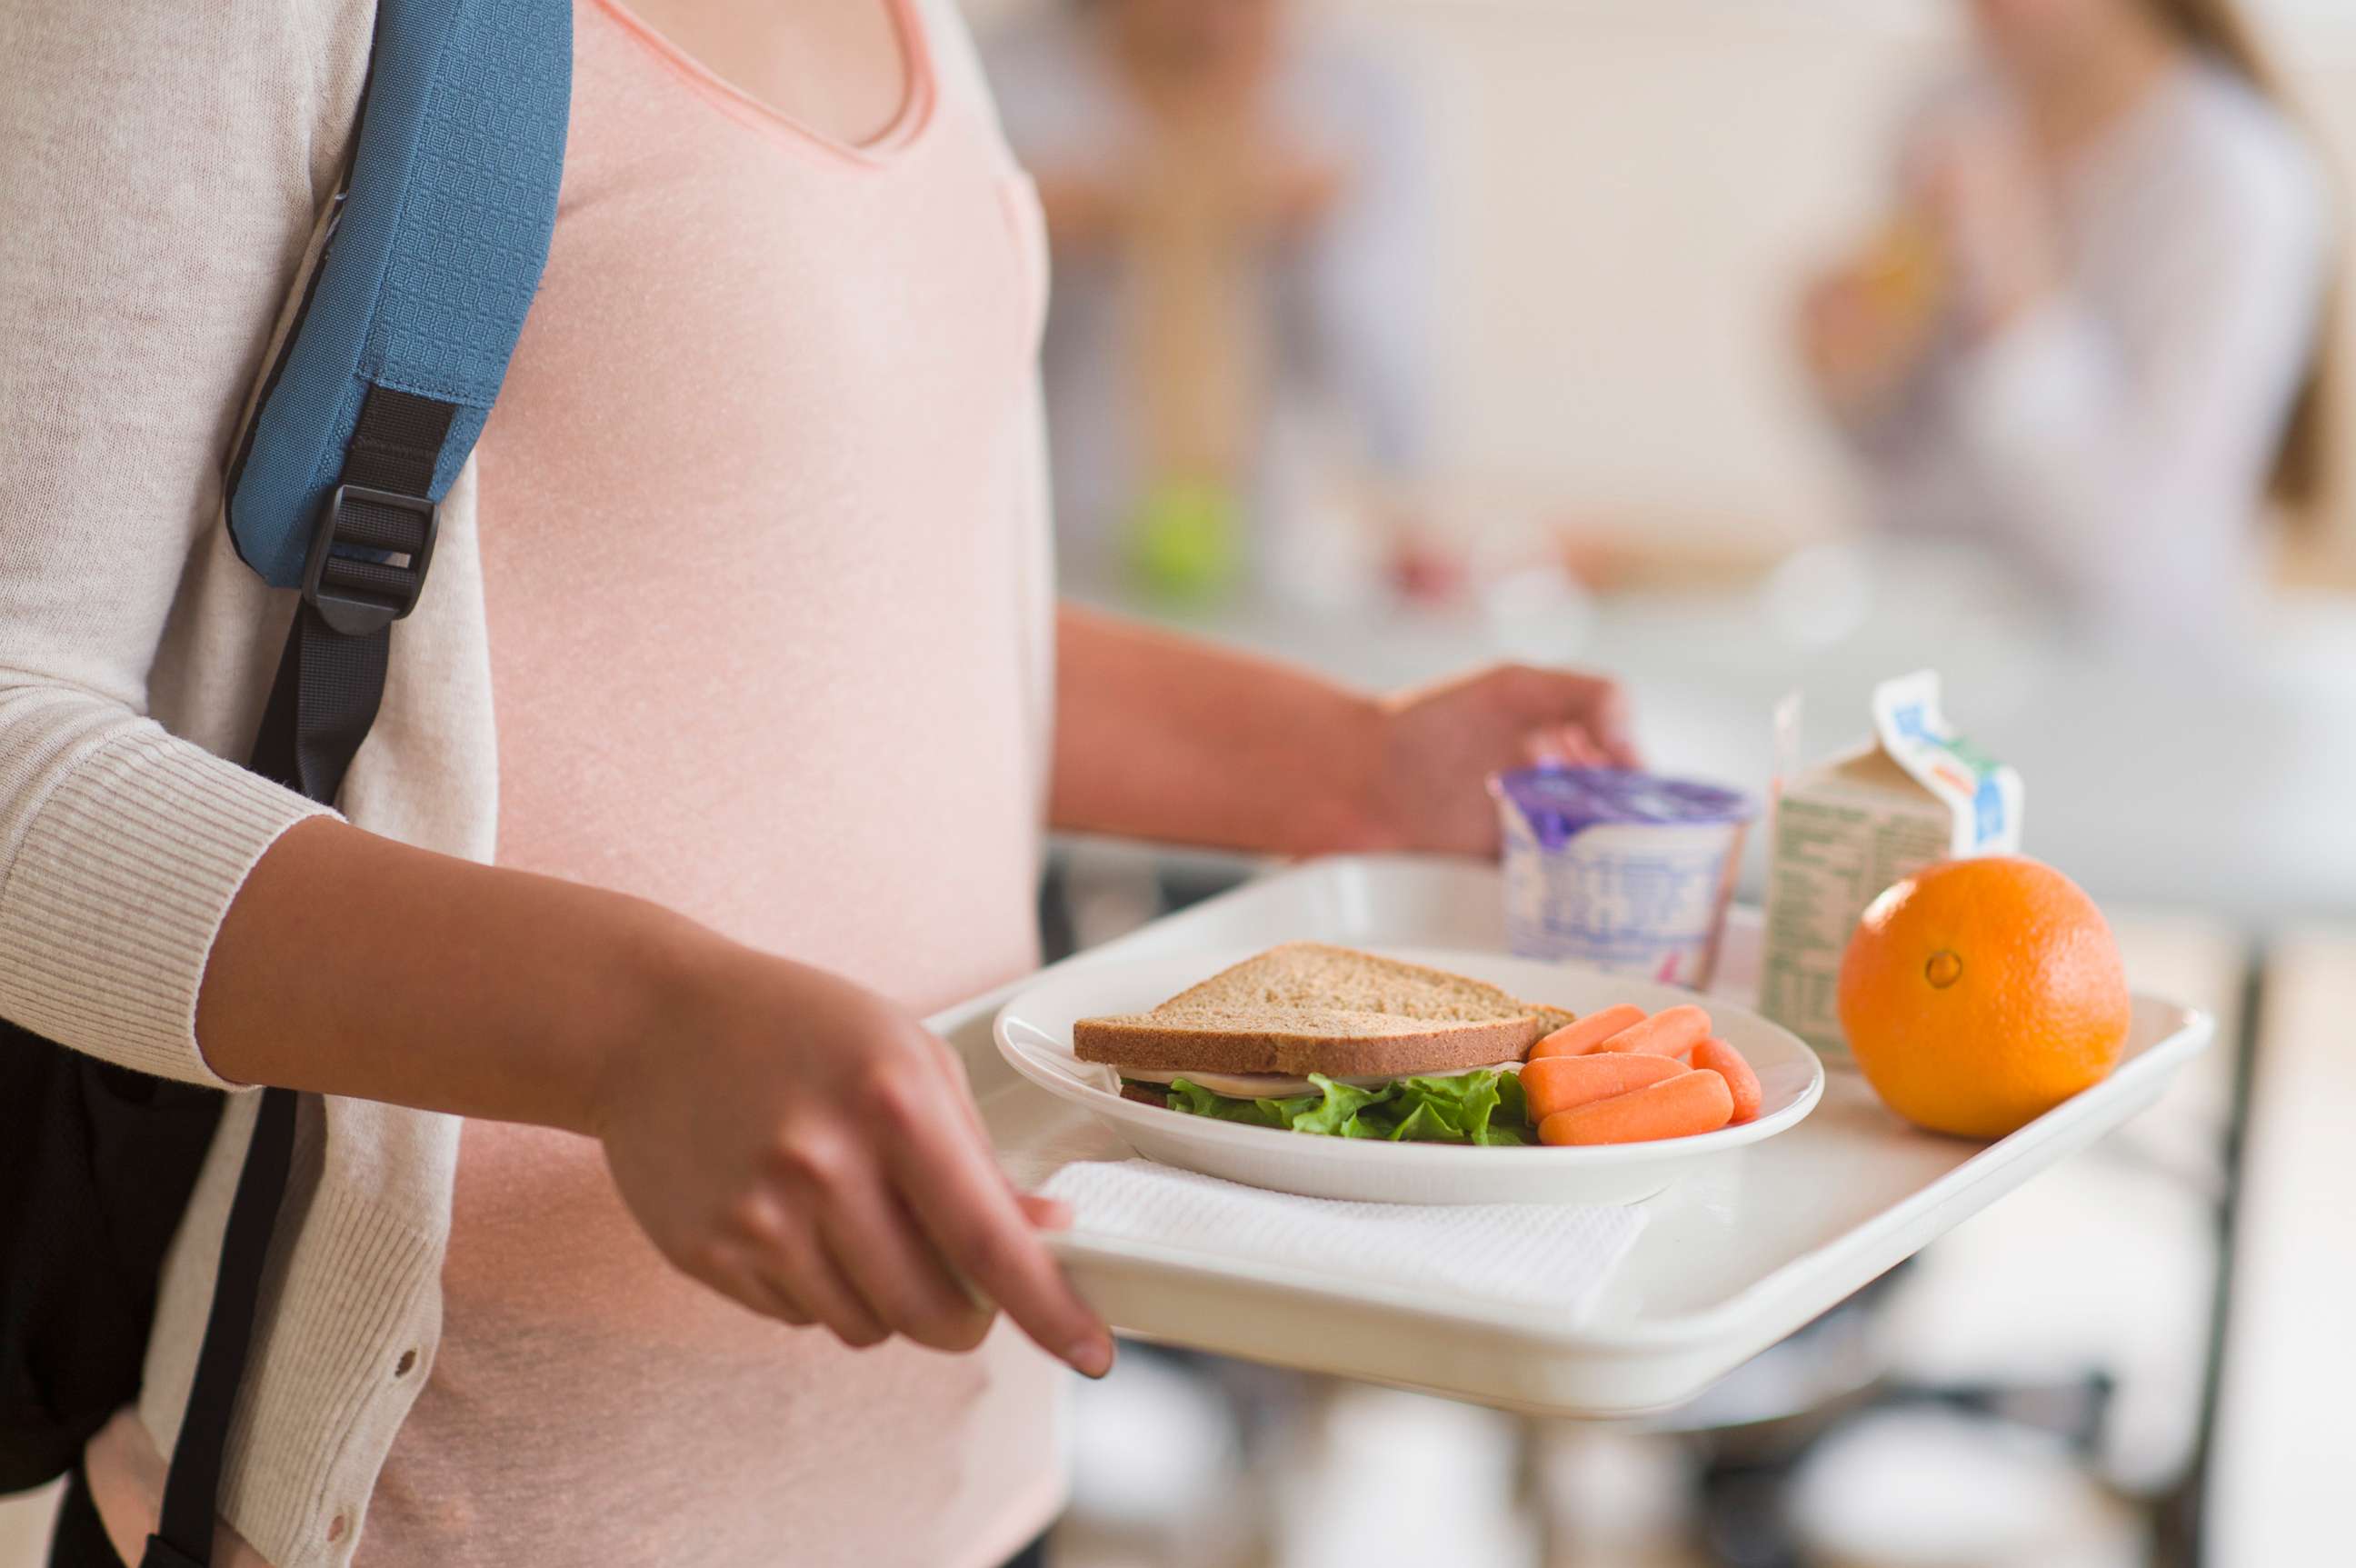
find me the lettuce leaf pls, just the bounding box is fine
[1154,1069,1530,1145]
[1391,1073,1527,1145]
[1159,1078,1307,1127]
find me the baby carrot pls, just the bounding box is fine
[1529,1004,1647,1060]
[1690,1037,1762,1123]
[1594,1004,1712,1058]
[1539,1068,1734,1146]
[1521,1052,1684,1123]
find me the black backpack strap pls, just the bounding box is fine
[141,390,444,1568]
[141,1090,296,1568]
[138,0,569,1549]
[249,385,449,801]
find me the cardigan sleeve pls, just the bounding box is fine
[0,0,370,1085]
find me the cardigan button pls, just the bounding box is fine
[394,1349,417,1377]
[327,1513,348,1543]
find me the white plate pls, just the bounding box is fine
[993,945,1823,1205]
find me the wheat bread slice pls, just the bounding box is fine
[1073,942,1577,1078]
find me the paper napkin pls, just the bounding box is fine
[1041,1159,1650,1321]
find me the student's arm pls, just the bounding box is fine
[1050,605,1636,856]
[199,821,1111,1372]
[0,1,357,1090]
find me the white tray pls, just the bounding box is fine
[942,854,2214,1418]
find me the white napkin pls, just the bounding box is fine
[1042,1160,1650,1321]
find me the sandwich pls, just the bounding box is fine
[1073,943,1578,1146]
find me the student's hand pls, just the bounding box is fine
[1799,260,1939,420]
[1362,664,1640,856]
[592,941,1113,1373]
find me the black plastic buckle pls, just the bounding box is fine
[302,484,439,636]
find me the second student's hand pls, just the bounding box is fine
[1799,240,1943,423]
[593,936,1113,1374]
[1354,663,1641,857]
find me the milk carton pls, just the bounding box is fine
[1758,672,2023,1059]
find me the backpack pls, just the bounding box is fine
[0,3,570,1563]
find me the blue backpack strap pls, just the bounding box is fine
[145,8,568,1567]
[225,0,570,618]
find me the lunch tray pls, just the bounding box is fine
[940,854,2213,1418]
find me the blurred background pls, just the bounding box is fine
[5,1,2346,1564]
[975,0,2356,1565]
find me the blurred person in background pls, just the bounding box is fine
[1800,0,2336,643]
[986,0,1435,608]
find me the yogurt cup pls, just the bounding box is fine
[1490,766,1757,990]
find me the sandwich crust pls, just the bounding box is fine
[1077,1014,1545,1076]
[1073,943,1574,1078]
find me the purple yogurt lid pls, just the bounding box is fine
[1490,765,1756,850]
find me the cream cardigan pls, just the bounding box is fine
[0,5,1041,1565]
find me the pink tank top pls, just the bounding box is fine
[357,3,1062,1563]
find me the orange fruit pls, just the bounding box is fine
[1837,856,2131,1139]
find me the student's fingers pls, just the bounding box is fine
[1576,679,1642,769]
[933,1034,975,1097]
[815,1177,996,1353]
[1522,724,1607,770]
[929,1037,1070,1233]
[742,1203,890,1349]
[884,1100,1112,1377]
[704,1242,815,1327]
[700,1194,818,1326]
[932,1039,1002,1159]
[1019,1194,1073,1230]
[1508,669,1641,772]
[719,1184,874,1339]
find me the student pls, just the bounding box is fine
[1799,0,2334,640]
[0,3,1632,1565]
[985,0,1433,602]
